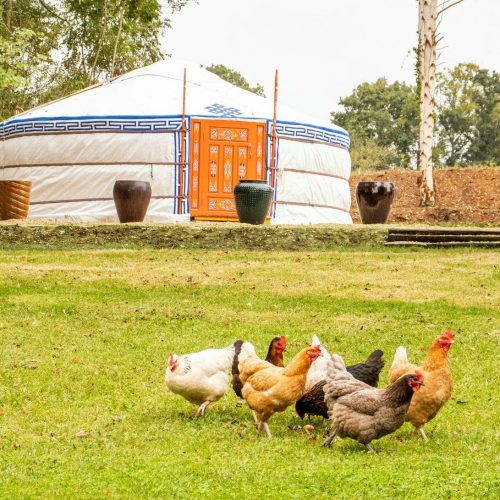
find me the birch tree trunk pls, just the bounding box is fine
[418,0,438,206]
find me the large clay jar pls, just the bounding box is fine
[233,180,273,225]
[113,180,152,223]
[356,181,395,224]
[0,180,32,220]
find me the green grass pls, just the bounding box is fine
[0,247,498,498]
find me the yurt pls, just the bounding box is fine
[0,59,352,224]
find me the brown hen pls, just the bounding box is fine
[241,345,321,439]
[388,330,454,441]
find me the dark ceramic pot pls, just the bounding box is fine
[356,181,395,224]
[0,180,32,220]
[233,180,273,224]
[113,180,152,223]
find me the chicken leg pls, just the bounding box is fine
[251,410,259,425]
[262,422,272,439]
[322,429,336,448]
[256,421,273,439]
[365,444,376,453]
[418,427,429,441]
[194,401,210,417]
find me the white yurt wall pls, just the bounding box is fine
[2,118,180,221]
[273,130,351,224]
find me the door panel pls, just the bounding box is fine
[190,120,267,219]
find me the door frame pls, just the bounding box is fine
[189,118,267,221]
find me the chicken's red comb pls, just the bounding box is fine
[415,370,424,382]
[168,353,175,367]
[280,336,287,346]
[442,330,454,341]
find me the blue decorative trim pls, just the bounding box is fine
[273,120,350,149]
[265,122,278,219]
[1,114,350,150]
[4,114,184,124]
[272,138,280,219]
[181,117,190,214]
[2,116,183,139]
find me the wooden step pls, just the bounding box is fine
[386,241,500,248]
[386,227,500,247]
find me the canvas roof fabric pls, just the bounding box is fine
[0,59,352,224]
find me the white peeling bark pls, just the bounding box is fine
[418,0,437,206]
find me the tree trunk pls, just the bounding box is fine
[6,0,13,33]
[418,0,437,206]
[110,9,124,79]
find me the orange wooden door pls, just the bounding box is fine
[190,119,267,220]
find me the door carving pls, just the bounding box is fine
[190,120,266,219]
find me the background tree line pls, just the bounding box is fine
[0,0,190,119]
[1,2,498,171]
[331,63,499,170]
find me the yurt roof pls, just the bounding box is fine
[6,59,348,138]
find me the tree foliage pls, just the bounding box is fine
[0,0,190,119]
[436,63,499,166]
[206,64,266,97]
[331,78,419,170]
[332,65,499,171]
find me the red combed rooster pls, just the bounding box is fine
[241,345,322,439]
[388,330,454,441]
[323,354,424,452]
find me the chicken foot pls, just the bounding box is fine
[365,444,376,453]
[194,401,211,417]
[322,429,336,448]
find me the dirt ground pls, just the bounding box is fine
[349,167,499,224]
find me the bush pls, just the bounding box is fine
[350,139,396,172]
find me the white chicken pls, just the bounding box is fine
[305,334,330,391]
[165,342,237,417]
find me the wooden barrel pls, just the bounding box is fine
[0,180,32,220]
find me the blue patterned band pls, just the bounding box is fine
[1,115,349,150]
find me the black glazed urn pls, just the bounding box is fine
[233,180,273,224]
[356,181,395,224]
[113,180,152,223]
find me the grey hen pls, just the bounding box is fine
[322,354,423,452]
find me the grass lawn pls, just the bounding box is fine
[0,247,498,498]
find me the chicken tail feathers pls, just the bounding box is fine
[346,349,385,387]
[366,349,384,368]
[231,340,244,398]
[387,346,411,383]
[312,334,321,346]
[231,340,244,375]
[391,346,408,370]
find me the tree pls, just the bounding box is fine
[0,1,59,117]
[436,63,499,166]
[331,78,419,170]
[417,0,465,206]
[0,0,191,119]
[466,66,500,164]
[206,64,266,97]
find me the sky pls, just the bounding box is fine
[163,0,499,123]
